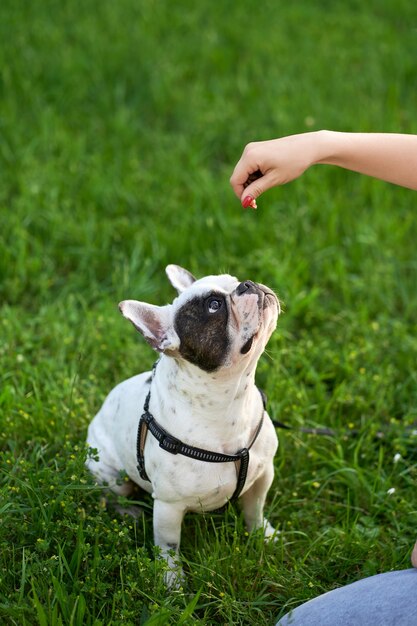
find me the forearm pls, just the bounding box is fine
[316,131,417,190]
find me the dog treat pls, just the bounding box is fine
[242,169,262,209]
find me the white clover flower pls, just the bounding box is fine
[393,453,402,464]
[387,487,396,496]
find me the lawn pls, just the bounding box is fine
[1,0,417,624]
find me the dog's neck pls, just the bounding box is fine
[148,355,262,444]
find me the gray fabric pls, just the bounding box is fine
[277,569,417,626]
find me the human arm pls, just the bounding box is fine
[230,131,417,206]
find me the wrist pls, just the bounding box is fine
[314,129,354,168]
[313,130,340,166]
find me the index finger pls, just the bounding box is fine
[229,158,247,199]
[230,160,262,199]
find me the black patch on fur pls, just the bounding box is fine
[174,295,230,372]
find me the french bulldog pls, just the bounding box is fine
[86,265,280,587]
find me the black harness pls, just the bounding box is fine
[136,364,265,503]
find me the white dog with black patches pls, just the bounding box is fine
[86,265,280,587]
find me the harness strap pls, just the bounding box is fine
[136,385,265,502]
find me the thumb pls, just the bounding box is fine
[240,171,276,208]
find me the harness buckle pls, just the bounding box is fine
[142,410,152,424]
[159,433,182,454]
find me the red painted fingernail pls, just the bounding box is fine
[242,195,254,208]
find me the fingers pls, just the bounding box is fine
[229,166,252,201]
[241,170,262,208]
[240,170,277,208]
[229,142,261,200]
[230,142,278,208]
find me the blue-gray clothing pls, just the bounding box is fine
[277,569,417,626]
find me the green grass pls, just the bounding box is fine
[1,0,417,623]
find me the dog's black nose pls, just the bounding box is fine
[236,281,257,295]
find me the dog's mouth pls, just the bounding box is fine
[262,289,280,310]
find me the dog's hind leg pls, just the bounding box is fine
[86,456,143,518]
[240,463,278,540]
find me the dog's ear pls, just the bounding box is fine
[119,300,180,353]
[165,264,196,293]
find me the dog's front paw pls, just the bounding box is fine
[262,518,280,542]
[164,563,186,590]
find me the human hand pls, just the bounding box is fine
[230,132,324,207]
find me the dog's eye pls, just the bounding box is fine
[207,298,223,314]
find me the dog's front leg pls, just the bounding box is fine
[153,499,186,589]
[240,464,277,540]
